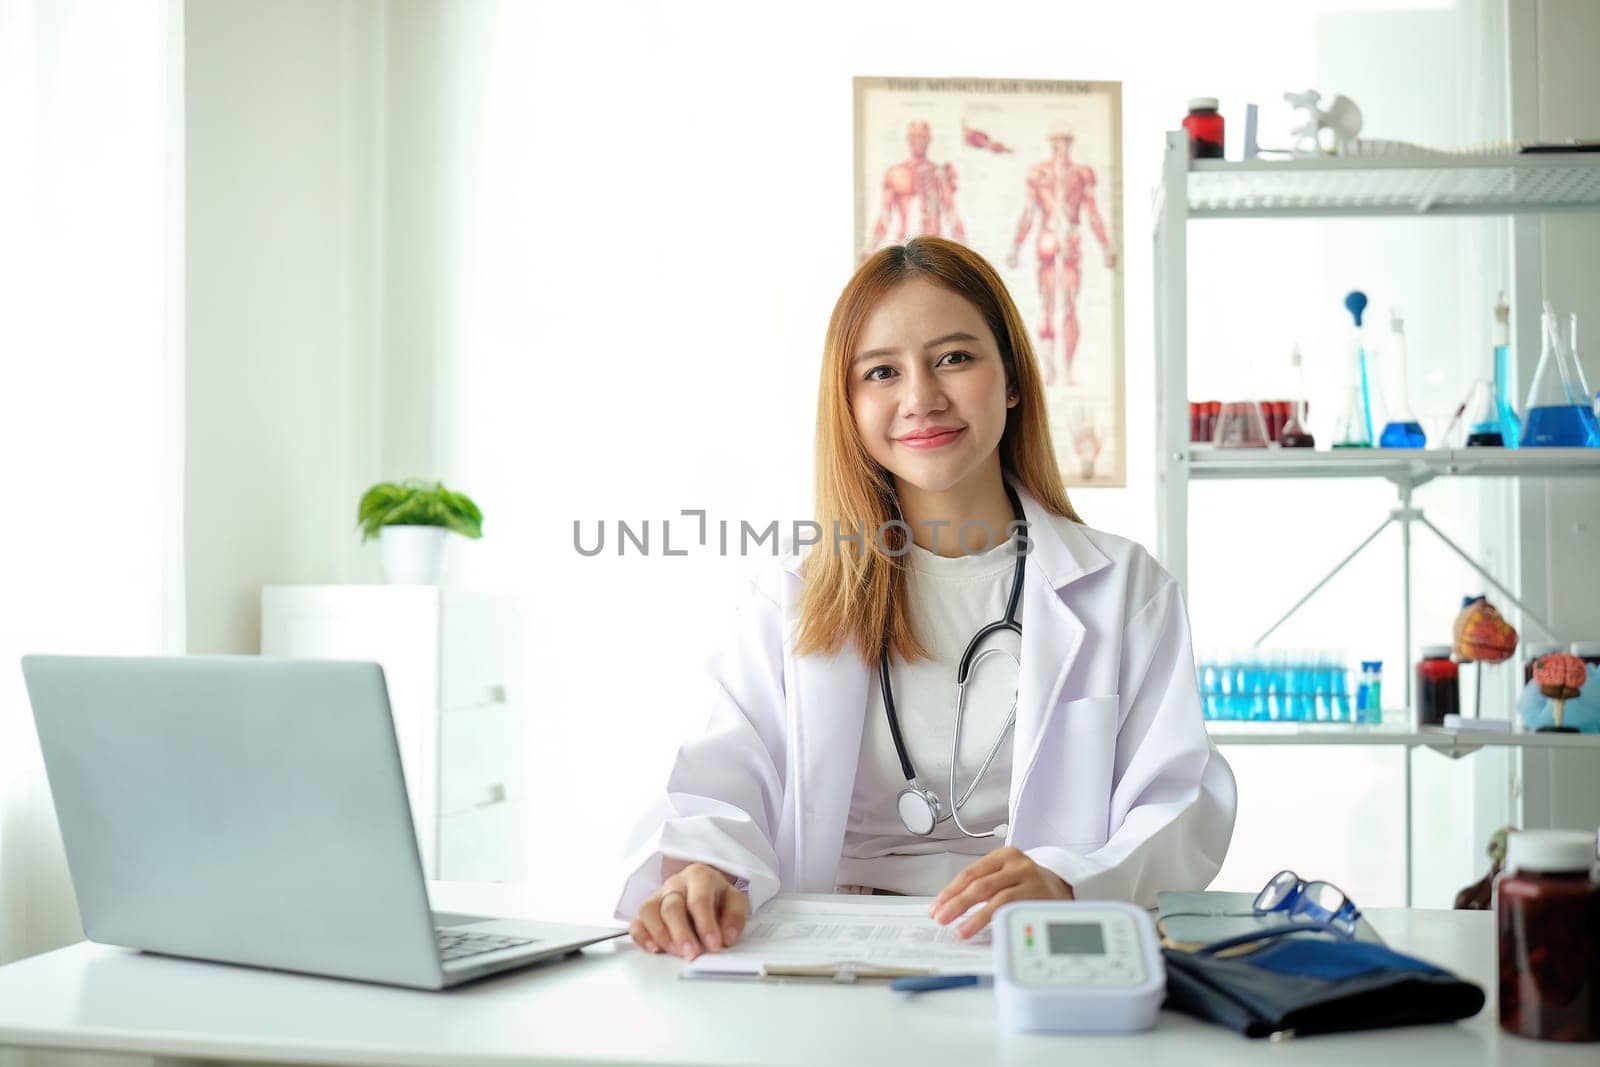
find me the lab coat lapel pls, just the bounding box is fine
[789,641,869,892]
[1005,480,1104,822]
[1010,561,1084,816]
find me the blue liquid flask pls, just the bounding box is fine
[1380,420,1427,448]
[1521,308,1600,447]
[1523,405,1600,447]
[1378,307,1426,448]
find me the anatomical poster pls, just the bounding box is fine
[854,77,1125,487]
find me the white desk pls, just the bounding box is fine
[0,884,1590,1067]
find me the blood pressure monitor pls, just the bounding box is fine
[992,901,1165,1033]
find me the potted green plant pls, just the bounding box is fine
[357,479,483,585]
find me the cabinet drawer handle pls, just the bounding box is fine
[476,783,507,807]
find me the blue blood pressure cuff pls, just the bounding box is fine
[1161,938,1485,1038]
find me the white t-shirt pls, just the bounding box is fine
[835,534,1023,896]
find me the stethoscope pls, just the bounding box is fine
[879,483,1025,840]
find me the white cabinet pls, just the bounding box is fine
[260,586,524,882]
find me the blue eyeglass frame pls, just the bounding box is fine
[1253,869,1362,931]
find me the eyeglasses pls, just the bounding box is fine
[1254,869,1361,932]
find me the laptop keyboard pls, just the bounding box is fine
[436,928,538,963]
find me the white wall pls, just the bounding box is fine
[380,0,498,489]
[185,0,387,652]
[184,0,502,646]
[1526,0,1600,644]
[1513,0,1600,837]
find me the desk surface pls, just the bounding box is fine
[0,884,1589,1067]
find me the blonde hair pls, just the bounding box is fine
[794,236,1081,666]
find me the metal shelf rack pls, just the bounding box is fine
[1186,446,1600,482]
[1154,130,1600,656]
[1207,722,1600,760]
[1186,151,1600,218]
[1152,133,1600,905]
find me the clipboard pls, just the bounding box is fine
[686,958,939,983]
[677,894,993,982]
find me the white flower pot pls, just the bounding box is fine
[380,525,448,585]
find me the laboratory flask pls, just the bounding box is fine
[1213,400,1270,448]
[1521,308,1600,447]
[1333,291,1375,448]
[1462,380,1504,447]
[1378,308,1425,448]
[1281,344,1314,448]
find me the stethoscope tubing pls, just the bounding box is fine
[880,484,1026,839]
[948,644,1018,837]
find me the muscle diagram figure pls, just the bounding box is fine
[865,120,966,258]
[961,121,1014,154]
[1005,126,1116,387]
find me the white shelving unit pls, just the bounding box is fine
[1208,724,1600,760]
[1186,151,1600,218]
[1155,132,1600,689]
[1152,133,1600,903]
[1188,446,1600,482]
[1155,132,1600,602]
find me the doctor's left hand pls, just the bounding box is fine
[930,847,1073,939]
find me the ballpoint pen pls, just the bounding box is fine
[891,974,992,993]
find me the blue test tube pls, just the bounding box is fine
[1279,652,1294,722]
[1228,655,1246,721]
[1246,653,1267,721]
[1198,656,1217,720]
[1313,651,1333,721]
[1211,656,1222,721]
[1292,652,1313,722]
[1266,651,1285,721]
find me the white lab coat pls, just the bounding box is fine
[615,476,1237,919]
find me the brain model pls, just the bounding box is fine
[1535,653,1587,699]
[1535,652,1588,730]
[1452,596,1519,663]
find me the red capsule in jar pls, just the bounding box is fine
[1496,830,1600,1042]
[1416,645,1460,726]
[1183,97,1224,159]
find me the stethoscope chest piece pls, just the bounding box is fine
[896,785,942,836]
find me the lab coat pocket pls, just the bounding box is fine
[1039,694,1119,847]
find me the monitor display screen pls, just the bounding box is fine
[1046,922,1105,955]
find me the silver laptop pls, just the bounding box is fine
[21,654,623,989]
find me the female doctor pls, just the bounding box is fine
[618,236,1235,960]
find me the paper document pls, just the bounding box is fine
[681,894,993,980]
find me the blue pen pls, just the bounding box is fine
[891,974,991,993]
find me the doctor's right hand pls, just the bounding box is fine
[629,862,749,960]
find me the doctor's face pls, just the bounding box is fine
[848,278,1016,496]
